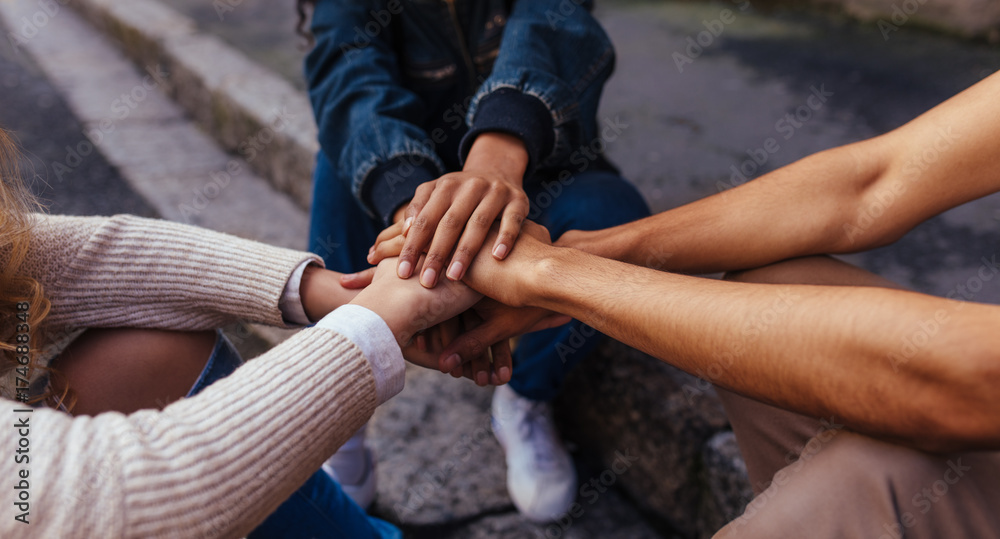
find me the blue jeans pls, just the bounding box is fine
[308,153,650,402]
[188,331,401,539]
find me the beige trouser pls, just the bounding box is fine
[713,389,1000,538]
[712,257,1000,538]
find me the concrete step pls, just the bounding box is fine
[0,0,304,348]
[66,0,317,210]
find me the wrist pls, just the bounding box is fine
[301,266,356,322]
[464,132,528,187]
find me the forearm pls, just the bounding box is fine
[32,214,318,330]
[564,141,885,273]
[567,71,1000,273]
[528,247,1000,451]
[14,328,379,538]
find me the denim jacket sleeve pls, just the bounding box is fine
[305,0,446,226]
[458,0,615,181]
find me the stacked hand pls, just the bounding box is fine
[350,221,570,385]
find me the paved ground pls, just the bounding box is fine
[0,38,156,217]
[4,1,1000,538]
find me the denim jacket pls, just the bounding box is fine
[306,0,616,226]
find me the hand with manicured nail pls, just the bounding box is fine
[369,132,530,288]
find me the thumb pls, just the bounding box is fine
[340,267,376,289]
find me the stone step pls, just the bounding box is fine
[66,0,317,210]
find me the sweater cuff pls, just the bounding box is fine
[364,157,440,228]
[316,305,405,406]
[459,88,554,178]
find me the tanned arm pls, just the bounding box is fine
[561,71,1000,273]
[465,226,1000,453]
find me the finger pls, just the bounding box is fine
[439,316,460,349]
[340,266,377,289]
[398,191,450,279]
[490,339,512,385]
[419,189,483,288]
[369,234,406,264]
[492,196,529,260]
[368,221,404,264]
[403,181,436,236]
[458,310,491,387]
[445,194,505,281]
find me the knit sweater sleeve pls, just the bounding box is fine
[1,326,380,538]
[21,214,321,331]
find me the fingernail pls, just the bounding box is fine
[446,261,464,280]
[342,273,356,280]
[398,260,412,278]
[476,372,488,386]
[366,252,375,263]
[493,243,508,259]
[421,267,437,287]
[499,366,510,381]
[443,353,460,372]
[403,217,413,234]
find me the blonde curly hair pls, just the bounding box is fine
[0,128,52,404]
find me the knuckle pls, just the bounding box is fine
[412,215,431,231]
[439,213,462,230]
[424,251,446,265]
[467,338,485,359]
[470,212,493,228]
[414,183,432,198]
[507,211,526,225]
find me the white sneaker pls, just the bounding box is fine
[491,385,577,522]
[322,428,377,510]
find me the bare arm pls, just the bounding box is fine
[465,226,1000,453]
[562,71,1000,273]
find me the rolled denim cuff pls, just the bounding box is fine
[364,156,441,227]
[459,88,554,180]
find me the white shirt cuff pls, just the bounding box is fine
[279,260,315,325]
[316,305,405,406]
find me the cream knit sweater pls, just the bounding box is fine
[0,214,394,538]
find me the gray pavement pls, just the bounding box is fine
[0,38,156,217]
